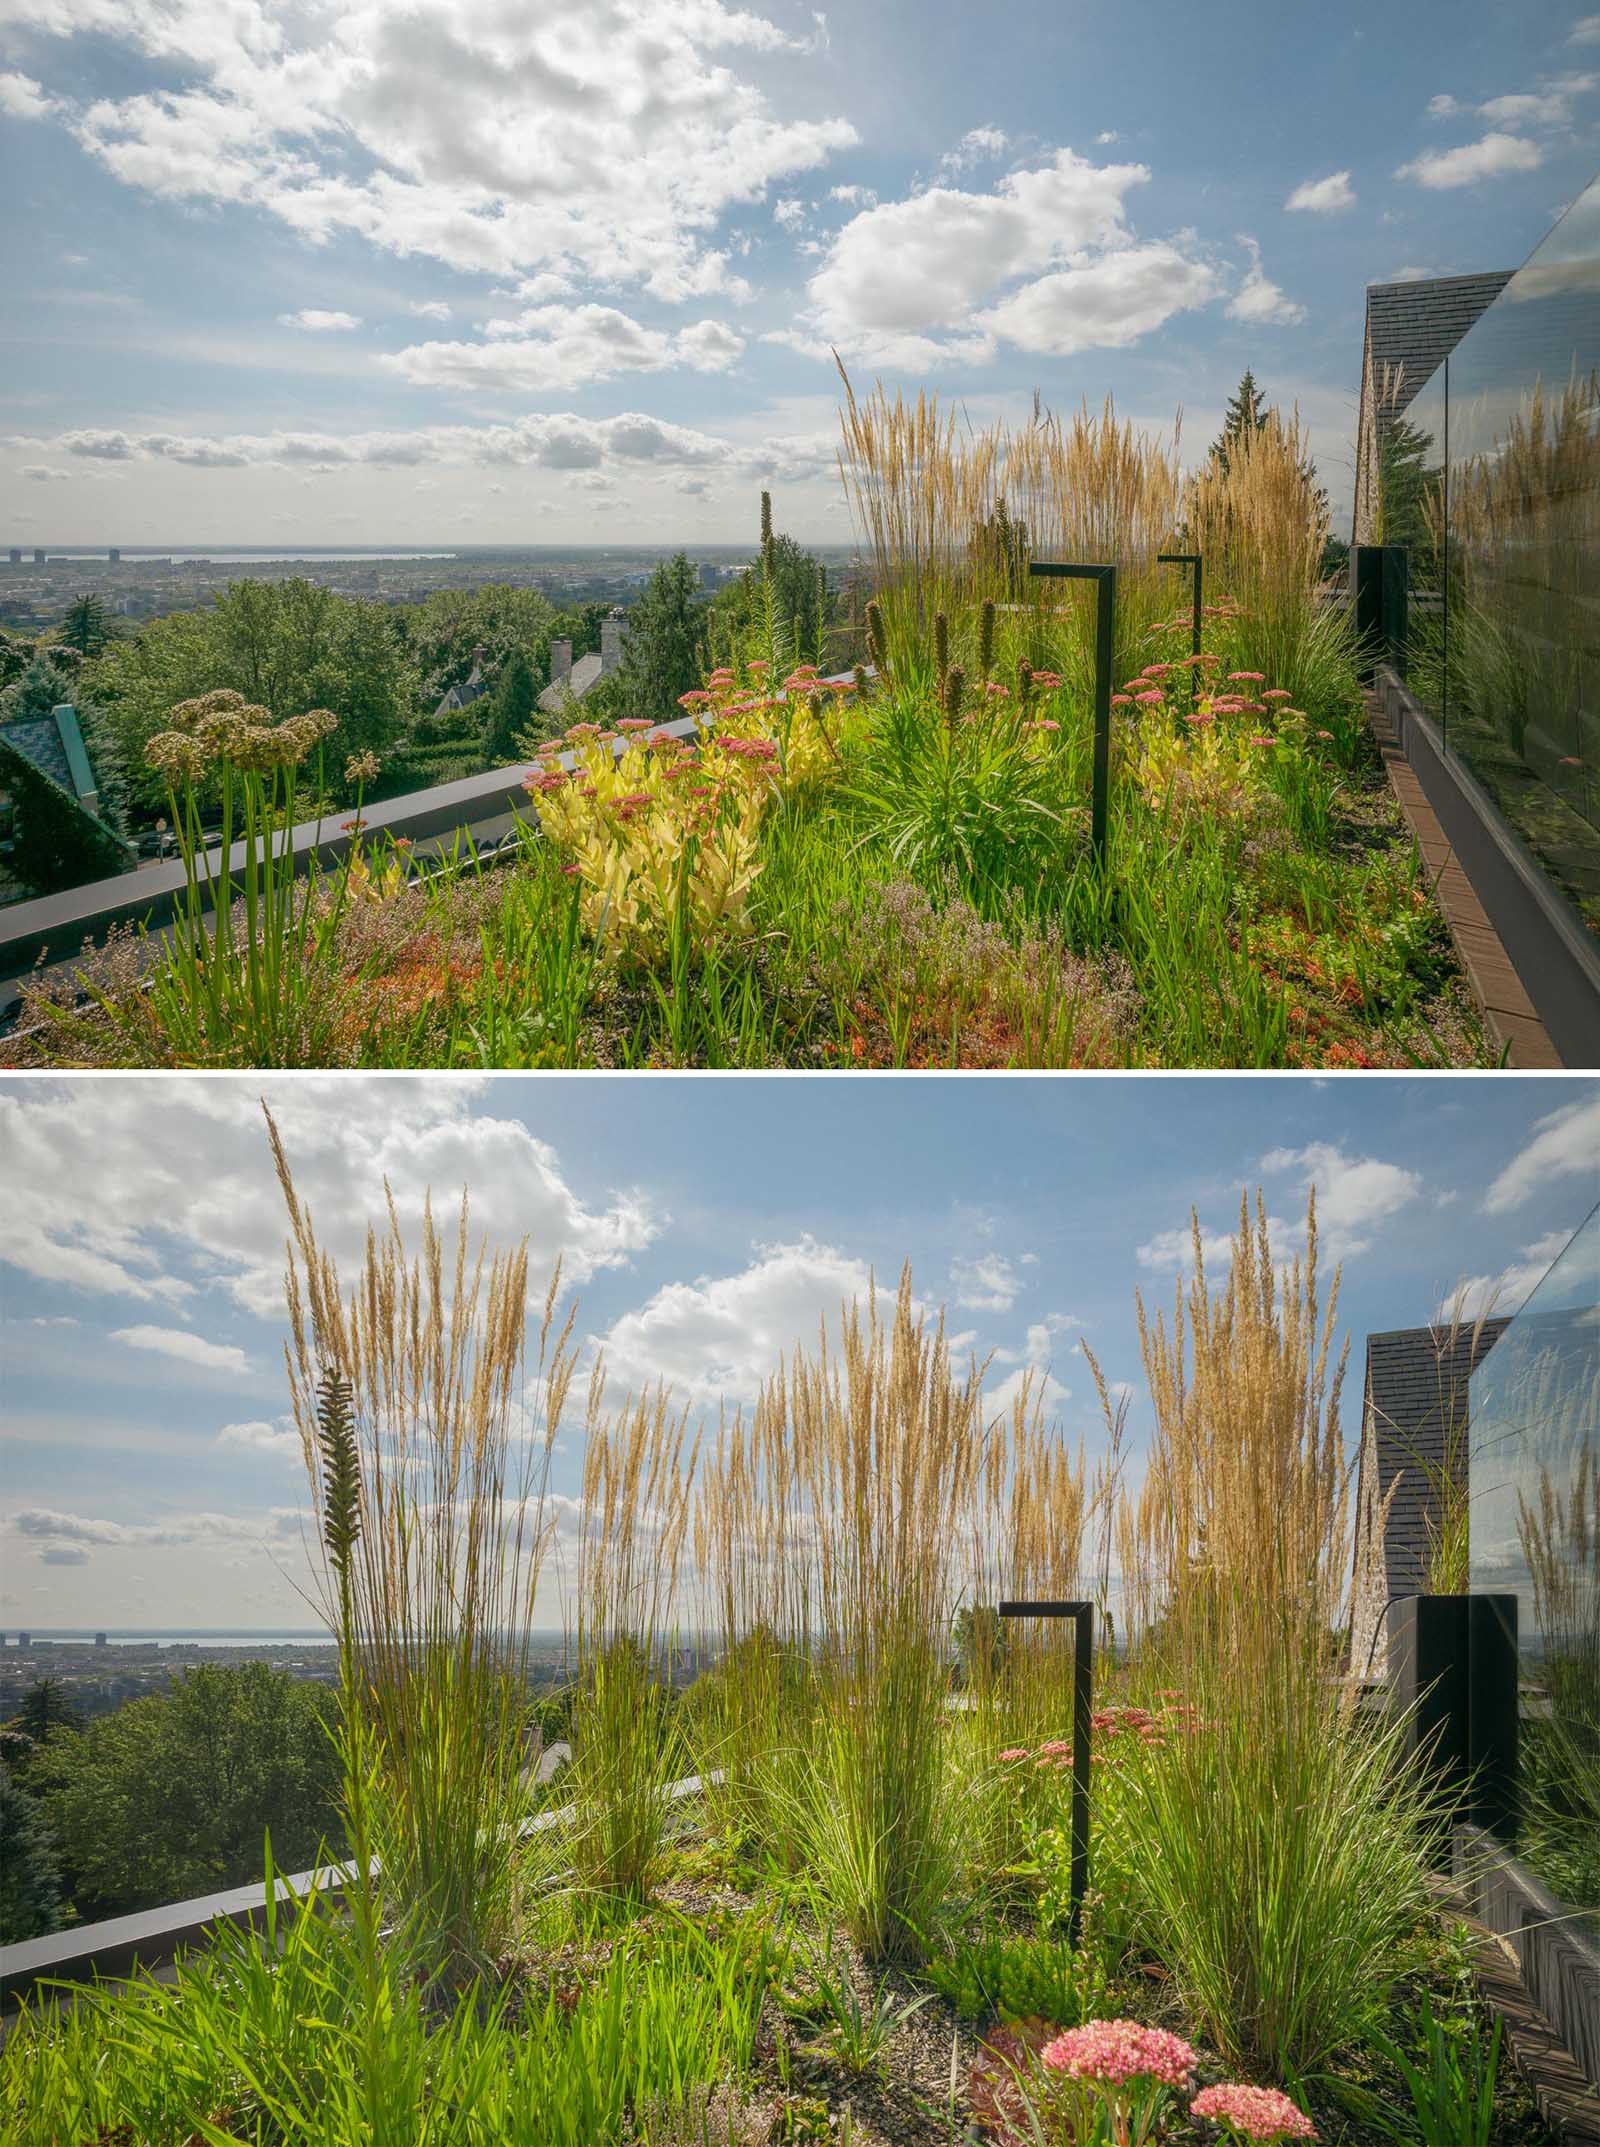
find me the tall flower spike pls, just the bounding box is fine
[316,1368,361,1581]
[933,610,949,688]
[943,662,965,731]
[865,599,887,681]
[978,599,996,682]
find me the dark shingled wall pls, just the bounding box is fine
[1365,271,1516,414]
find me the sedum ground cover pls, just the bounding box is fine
[0,1161,1557,2146]
[6,601,1490,1073]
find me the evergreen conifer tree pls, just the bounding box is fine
[0,1763,64,1943]
[612,555,706,721]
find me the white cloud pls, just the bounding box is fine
[950,1252,1023,1313]
[827,183,875,206]
[1478,75,1595,130]
[0,1079,660,1326]
[216,1417,301,1459]
[1390,265,1434,281]
[1438,1231,1574,1322]
[983,239,1220,353]
[791,147,1217,366]
[1095,130,1119,145]
[596,1235,883,1408]
[1397,132,1544,188]
[940,125,1009,174]
[1285,170,1355,214]
[1427,93,1460,118]
[5,407,832,484]
[21,465,68,480]
[1259,1141,1422,1257]
[111,1325,252,1374]
[407,298,452,321]
[277,308,362,331]
[1484,1093,1600,1212]
[1226,235,1306,326]
[1573,15,1600,43]
[10,1505,300,1554]
[0,70,54,120]
[773,195,806,228]
[1135,1220,1243,1275]
[985,1364,1069,1422]
[8,0,857,302]
[384,303,742,392]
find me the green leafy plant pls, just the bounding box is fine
[1366,1990,1501,2147]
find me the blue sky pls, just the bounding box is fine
[2,1073,1596,1629]
[1,1,1596,546]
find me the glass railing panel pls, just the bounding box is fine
[1469,1201,1600,1922]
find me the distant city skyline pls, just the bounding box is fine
[3,1,1596,544]
[3,1073,1597,1629]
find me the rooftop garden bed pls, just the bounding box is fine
[4,394,1493,1071]
[1,1147,1560,2145]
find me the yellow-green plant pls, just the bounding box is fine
[524,669,854,964]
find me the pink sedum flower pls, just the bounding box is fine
[1041,2019,1196,2090]
[1228,671,1265,683]
[1191,2082,1317,2141]
[998,1747,1030,1762]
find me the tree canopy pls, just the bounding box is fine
[29,1662,341,1919]
[611,554,707,722]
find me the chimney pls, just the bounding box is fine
[600,607,625,671]
[550,638,573,684]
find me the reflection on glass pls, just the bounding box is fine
[1469,1202,1600,1925]
[1386,178,1600,940]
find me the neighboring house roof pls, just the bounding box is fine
[432,660,488,721]
[1,708,96,802]
[1365,272,1515,416]
[1348,1316,1510,1680]
[1352,270,1514,542]
[537,650,604,716]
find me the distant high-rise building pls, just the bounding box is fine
[6,548,20,567]
[94,1631,108,1647]
[108,548,121,565]
[32,549,45,565]
[698,562,717,591]
[17,1631,31,1647]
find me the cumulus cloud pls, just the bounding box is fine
[216,1417,302,1459]
[1484,1093,1600,1212]
[278,307,361,331]
[1226,236,1306,326]
[940,125,1010,174]
[407,298,452,320]
[949,1252,1024,1313]
[385,304,743,392]
[0,1079,661,1324]
[0,70,54,120]
[1427,93,1461,117]
[5,0,857,302]
[21,465,68,481]
[1573,15,1600,43]
[1285,170,1355,213]
[1479,75,1595,129]
[1438,1230,1574,1322]
[595,1235,886,1408]
[110,1325,253,1373]
[1258,1141,1422,1257]
[11,1505,300,1554]
[5,406,830,485]
[1397,132,1544,188]
[791,148,1218,367]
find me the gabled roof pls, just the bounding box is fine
[1364,271,1515,415]
[1359,1317,1511,1602]
[537,650,604,715]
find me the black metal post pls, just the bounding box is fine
[1352,544,1408,684]
[998,1597,1094,1939]
[1157,551,1203,664]
[1467,1593,1519,1839]
[1028,562,1116,865]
